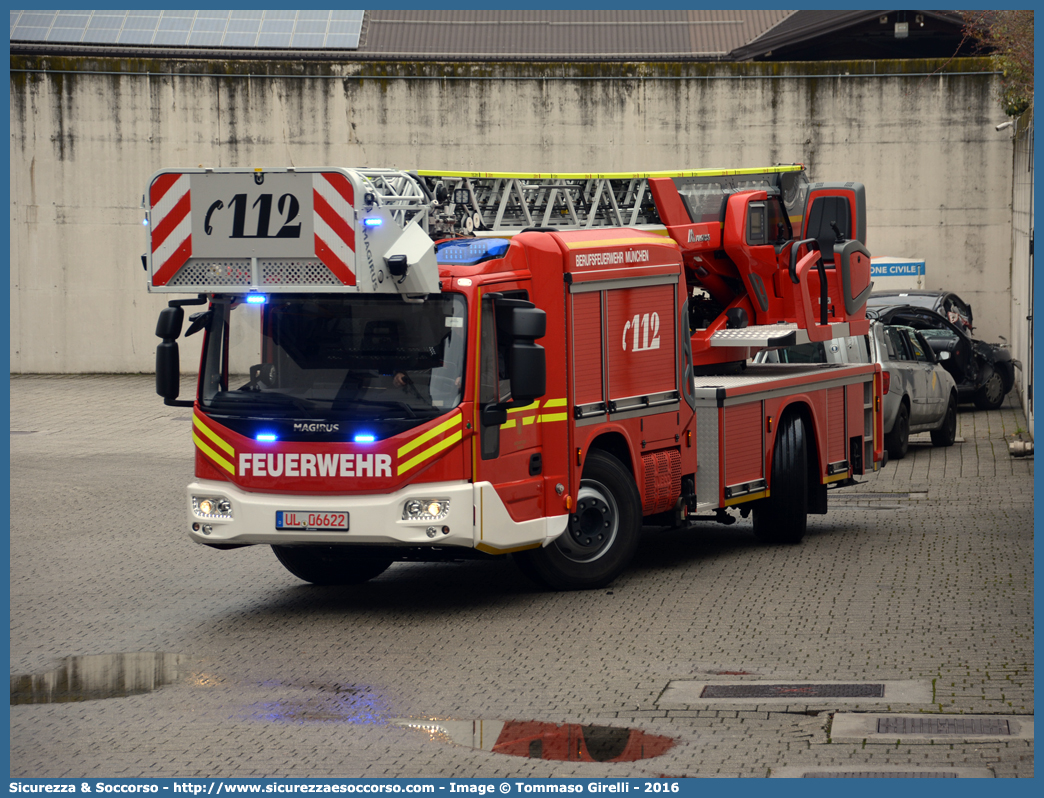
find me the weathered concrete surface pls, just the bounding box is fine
[9,57,1013,372]
[9,376,1034,777]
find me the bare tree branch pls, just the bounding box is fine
[962,10,1034,115]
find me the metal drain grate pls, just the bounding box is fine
[877,717,1011,735]
[701,683,885,699]
[805,772,957,779]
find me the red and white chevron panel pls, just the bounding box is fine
[149,172,192,287]
[312,172,357,286]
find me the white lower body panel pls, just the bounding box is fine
[186,479,567,553]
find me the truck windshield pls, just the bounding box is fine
[200,294,467,424]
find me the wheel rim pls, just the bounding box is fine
[985,373,1003,404]
[555,479,620,564]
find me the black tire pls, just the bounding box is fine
[271,545,394,585]
[752,413,808,544]
[973,370,1005,410]
[885,402,910,460]
[513,450,641,590]
[931,394,958,447]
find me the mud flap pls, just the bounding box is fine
[809,479,828,515]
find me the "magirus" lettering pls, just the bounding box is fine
[293,422,340,433]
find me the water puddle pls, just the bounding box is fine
[393,719,674,762]
[11,652,187,705]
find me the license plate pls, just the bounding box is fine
[276,511,349,531]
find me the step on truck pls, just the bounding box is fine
[144,164,883,590]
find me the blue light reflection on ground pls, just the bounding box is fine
[241,683,390,725]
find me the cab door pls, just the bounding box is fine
[474,291,547,525]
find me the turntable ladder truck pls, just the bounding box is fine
[144,164,883,590]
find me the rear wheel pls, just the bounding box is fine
[513,450,641,590]
[271,545,394,585]
[931,394,958,447]
[752,413,808,544]
[973,370,1005,410]
[885,402,910,460]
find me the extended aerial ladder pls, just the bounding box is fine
[414,166,809,238]
[413,165,873,367]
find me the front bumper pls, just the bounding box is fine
[186,479,567,553]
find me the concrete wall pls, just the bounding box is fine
[10,56,1013,372]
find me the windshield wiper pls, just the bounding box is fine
[208,391,315,415]
[332,398,423,419]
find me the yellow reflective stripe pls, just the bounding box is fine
[193,415,234,457]
[566,237,671,250]
[398,430,464,476]
[507,401,539,414]
[397,414,462,458]
[542,398,567,408]
[500,419,517,430]
[192,432,235,475]
[523,416,536,426]
[539,413,568,423]
[415,166,802,180]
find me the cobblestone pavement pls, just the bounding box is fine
[9,376,1034,778]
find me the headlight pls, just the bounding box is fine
[192,495,233,520]
[402,499,450,521]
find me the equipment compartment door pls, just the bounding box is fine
[605,284,677,408]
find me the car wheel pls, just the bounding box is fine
[272,545,394,585]
[973,370,1005,410]
[513,450,642,590]
[752,413,808,545]
[930,394,958,447]
[885,402,910,460]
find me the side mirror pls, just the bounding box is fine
[155,340,181,401]
[155,303,195,407]
[494,299,547,404]
[155,306,184,339]
[509,341,546,402]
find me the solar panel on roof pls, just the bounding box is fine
[257,32,293,47]
[118,29,155,45]
[292,34,325,47]
[9,10,365,49]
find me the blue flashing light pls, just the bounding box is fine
[363,218,383,228]
[256,433,278,442]
[435,238,511,265]
[245,294,266,304]
[142,218,149,226]
[353,434,376,443]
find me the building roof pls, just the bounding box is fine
[733,10,971,61]
[10,9,974,63]
[10,9,794,61]
[356,10,792,60]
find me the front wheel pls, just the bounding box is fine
[272,545,394,585]
[513,450,642,590]
[973,370,1005,410]
[931,394,958,447]
[752,412,808,544]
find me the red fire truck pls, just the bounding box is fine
[145,165,882,590]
